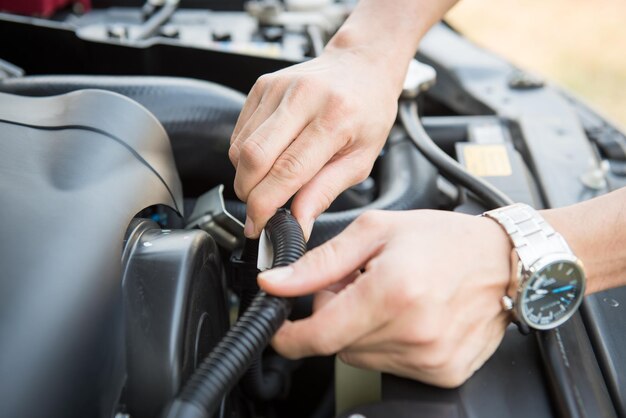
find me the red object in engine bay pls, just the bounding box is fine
[0,0,91,17]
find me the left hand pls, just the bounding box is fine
[228,45,402,240]
[257,209,512,387]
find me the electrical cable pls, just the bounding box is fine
[163,209,306,418]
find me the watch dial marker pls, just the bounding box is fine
[521,261,583,328]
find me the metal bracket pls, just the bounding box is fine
[185,185,244,250]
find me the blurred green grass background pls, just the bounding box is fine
[445,0,626,128]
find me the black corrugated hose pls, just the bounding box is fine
[236,281,302,402]
[236,232,298,401]
[163,209,306,418]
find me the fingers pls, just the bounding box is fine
[291,153,373,239]
[230,74,273,149]
[229,98,280,167]
[243,120,346,237]
[311,270,362,312]
[232,106,308,205]
[258,212,387,296]
[230,93,261,152]
[271,271,389,358]
[336,349,449,387]
[325,269,361,294]
[339,308,510,387]
[337,350,391,372]
[312,290,336,312]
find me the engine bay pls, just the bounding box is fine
[1,2,626,418]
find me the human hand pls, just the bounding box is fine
[257,210,513,387]
[229,45,404,239]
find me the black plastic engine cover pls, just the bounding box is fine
[122,219,229,418]
[0,90,182,418]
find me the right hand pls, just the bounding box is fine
[229,44,405,239]
[258,209,513,387]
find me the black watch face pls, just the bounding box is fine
[520,260,585,329]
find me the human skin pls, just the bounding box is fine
[232,0,626,387]
[258,188,626,387]
[229,0,458,239]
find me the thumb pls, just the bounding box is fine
[258,212,387,296]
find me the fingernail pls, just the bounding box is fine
[259,266,294,284]
[244,216,255,238]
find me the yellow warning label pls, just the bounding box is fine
[462,144,512,177]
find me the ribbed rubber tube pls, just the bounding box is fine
[399,100,513,209]
[239,211,308,400]
[163,209,306,418]
[225,132,439,248]
[236,287,286,401]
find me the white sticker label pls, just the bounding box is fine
[257,229,274,271]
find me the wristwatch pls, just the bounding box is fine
[483,203,586,333]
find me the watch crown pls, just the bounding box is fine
[501,295,514,312]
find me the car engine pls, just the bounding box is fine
[0,2,625,418]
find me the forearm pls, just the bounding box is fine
[542,188,626,294]
[325,0,459,91]
[231,0,459,236]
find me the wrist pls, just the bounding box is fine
[484,204,587,332]
[322,0,460,97]
[541,203,626,295]
[324,27,413,95]
[481,215,515,286]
